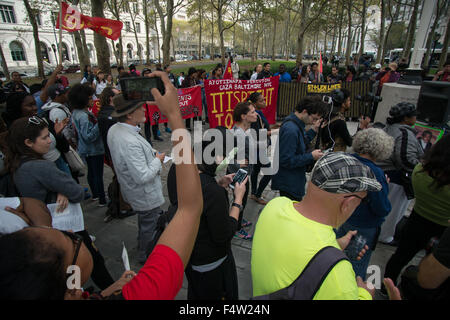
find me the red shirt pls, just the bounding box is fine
[122,244,184,300]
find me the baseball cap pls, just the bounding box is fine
[311,152,382,194]
[47,83,70,100]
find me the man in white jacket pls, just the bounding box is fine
[107,94,166,264]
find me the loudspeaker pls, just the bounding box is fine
[416,81,450,128]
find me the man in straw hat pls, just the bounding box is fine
[252,152,401,300]
[107,91,166,264]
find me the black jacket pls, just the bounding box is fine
[97,105,117,163]
[167,164,238,265]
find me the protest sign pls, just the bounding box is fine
[204,77,279,129]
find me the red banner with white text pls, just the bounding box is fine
[204,77,279,129]
[146,86,202,125]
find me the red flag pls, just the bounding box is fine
[56,1,123,41]
[223,59,233,80]
[319,52,323,74]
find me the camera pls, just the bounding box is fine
[120,76,165,101]
[355,93,382,103]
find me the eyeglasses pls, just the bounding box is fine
[344,194,370,205]
[28,116,48,126]
[60,230,83,267]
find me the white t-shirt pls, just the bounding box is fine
[93,79,107,96]
[250,72,258,80]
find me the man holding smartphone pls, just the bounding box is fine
[107,94,166,264]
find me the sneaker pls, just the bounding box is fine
[165,127,172,133]
[98,202,107,207]
[91,197,99,201]
[89,235,96,242]
[250,194,268,205]
[157,129,161,137]
[103,214,114,223]
[234,229,253,240]
[241,218,253,228]
[84,192,92,200]
[154,136,163,141]
[118,210,137,219]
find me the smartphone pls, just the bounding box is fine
[120,76,165,101]
[230,169,248,189]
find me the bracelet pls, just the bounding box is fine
[232,202,243,211]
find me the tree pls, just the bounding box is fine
[381,0,401,63]
[423,0,447,69]
[0,45,10,81]
[126,1,143,62]
[70,0,91,72]
[401,0,421,61]
[23,0,45,78]
[358,0,367,59]
[92,0,111,74]
[210,0,242,66]
[376,0,386,64]
[438,8,450,70]
[345,0,353,65]
[105,0,125,67]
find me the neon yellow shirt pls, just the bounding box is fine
[251,197,372,300]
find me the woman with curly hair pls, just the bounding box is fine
[384,134,450,288]
[335,128,394,279]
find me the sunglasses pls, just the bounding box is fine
[28,116,48,126]
[344,194,370,205]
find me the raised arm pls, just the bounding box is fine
[40,65,63,104]
[150,71,203,267]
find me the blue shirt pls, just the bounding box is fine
[346,154,391,228]
[274,72,292,83]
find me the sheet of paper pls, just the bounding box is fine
[47,202,85,232]
[122,242,130,271]
[0,197,21,210]
[163,156,173,164]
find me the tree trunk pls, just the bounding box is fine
[358,0,367,59]
[154,0,174,66]
[376,0,386,64]
[129,3,142,62]
[285,2,291,60]
[295,0,309,65]
[272,17,276,61]
[198,1,203,59]
[143,0,151,64]
[74,1,91,67]
[402,0,420,61]
[423,0,443,68]
[92,0,111,74]
[217,2,226,66]
[211,8,214,60]
[23,0,45,78]
[337,0,344,57]
[438,11,450,70]
[382,0,401,63]
[0,45,10,81]
[345,0,352,65]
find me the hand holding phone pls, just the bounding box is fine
[230,169,248,190]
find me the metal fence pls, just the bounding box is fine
[276,80,375,119]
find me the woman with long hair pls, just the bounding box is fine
[4,116,114,290]
[70,84,107,206]
[299,65,311,83]
[92,70,107,98]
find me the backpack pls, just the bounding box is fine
[253,246,348,300]
[105,174,131,219]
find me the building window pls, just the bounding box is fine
[133,3,138,13]
[136,23,140,33]
[0,5,16,23]
[125,21,131,32]
[10,41,26,61]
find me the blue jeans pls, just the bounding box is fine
[335,221,380,281]
[85,154,106,204]
[54,156,71,176]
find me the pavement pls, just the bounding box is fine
[81,121,424,300]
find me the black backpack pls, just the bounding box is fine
[253,246,348,300]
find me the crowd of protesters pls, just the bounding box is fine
[0,54,448,302]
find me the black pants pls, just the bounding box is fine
[185,252,239,300]
[384,210,446,285]
[144,121,159,144]
[251,162,272,198]
[279,190,302,202]
[76,230,114,290]
[237,180,250,229]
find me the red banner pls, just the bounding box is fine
[204,77,279,129]
[56,2,123,40]
[146,86,203,125]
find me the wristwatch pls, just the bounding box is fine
[232,202,243,211]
